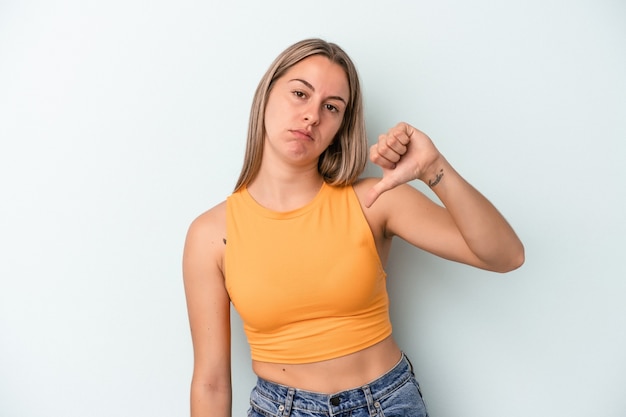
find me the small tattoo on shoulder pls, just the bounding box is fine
[222,238,227,245]
[429,169,444,187]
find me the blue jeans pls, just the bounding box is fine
[247,353,428,417]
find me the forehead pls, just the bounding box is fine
[280,55,349,97]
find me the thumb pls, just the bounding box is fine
[364,177,397,208]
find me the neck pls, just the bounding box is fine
[247,161,325,212]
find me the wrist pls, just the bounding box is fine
[419,156,449,188]
[426,168,444,188]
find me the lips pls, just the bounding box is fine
[290,129,314,141]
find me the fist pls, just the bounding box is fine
[364,122,442,207]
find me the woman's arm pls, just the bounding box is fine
[182,202,232,417]
[365,122,524,272]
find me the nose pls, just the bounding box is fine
[303,103,320,125]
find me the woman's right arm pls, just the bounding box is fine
[182,202,232,417]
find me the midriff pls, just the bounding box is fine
[252,336,402,393]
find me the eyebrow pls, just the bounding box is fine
[289,78,347,105]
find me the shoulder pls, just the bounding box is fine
[353,177,428,212]
[352,178,388,237]
[184,200,227,274]
[352,177,379,197]
[354,177,434,205]
[187,200,227,240]
[353,177,438,237]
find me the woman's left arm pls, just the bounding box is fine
[365,122,525,273]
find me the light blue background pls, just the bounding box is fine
[1,1,625,416]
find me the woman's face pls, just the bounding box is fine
[263,55,349,167]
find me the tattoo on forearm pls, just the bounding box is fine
[429,169,444,187]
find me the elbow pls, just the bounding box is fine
[493,243,525,273]
[190,377,232,415]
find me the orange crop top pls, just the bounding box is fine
[225,182,392,364]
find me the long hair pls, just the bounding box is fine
[233,38,367,192]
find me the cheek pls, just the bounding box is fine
[264,96,291,128]
[327,117,345,140]
[263,101,280,134]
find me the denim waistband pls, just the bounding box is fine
[253,353,415,414]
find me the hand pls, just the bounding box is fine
[364,122,443,207]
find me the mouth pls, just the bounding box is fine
[290,129,314,141]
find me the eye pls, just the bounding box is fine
[292,90,306,99]
[324,103,340,113]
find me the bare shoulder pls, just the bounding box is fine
[184,200,228,274]
[353,177,381,212]
[352,177,383,208]
[353,177,442,238]
[353,177,379,194]
[353,177,434,215]
[352,178,391,239]
[188,201,227,236]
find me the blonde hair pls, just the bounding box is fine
[234,38,367,191]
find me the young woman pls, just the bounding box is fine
[183,38,524,417]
